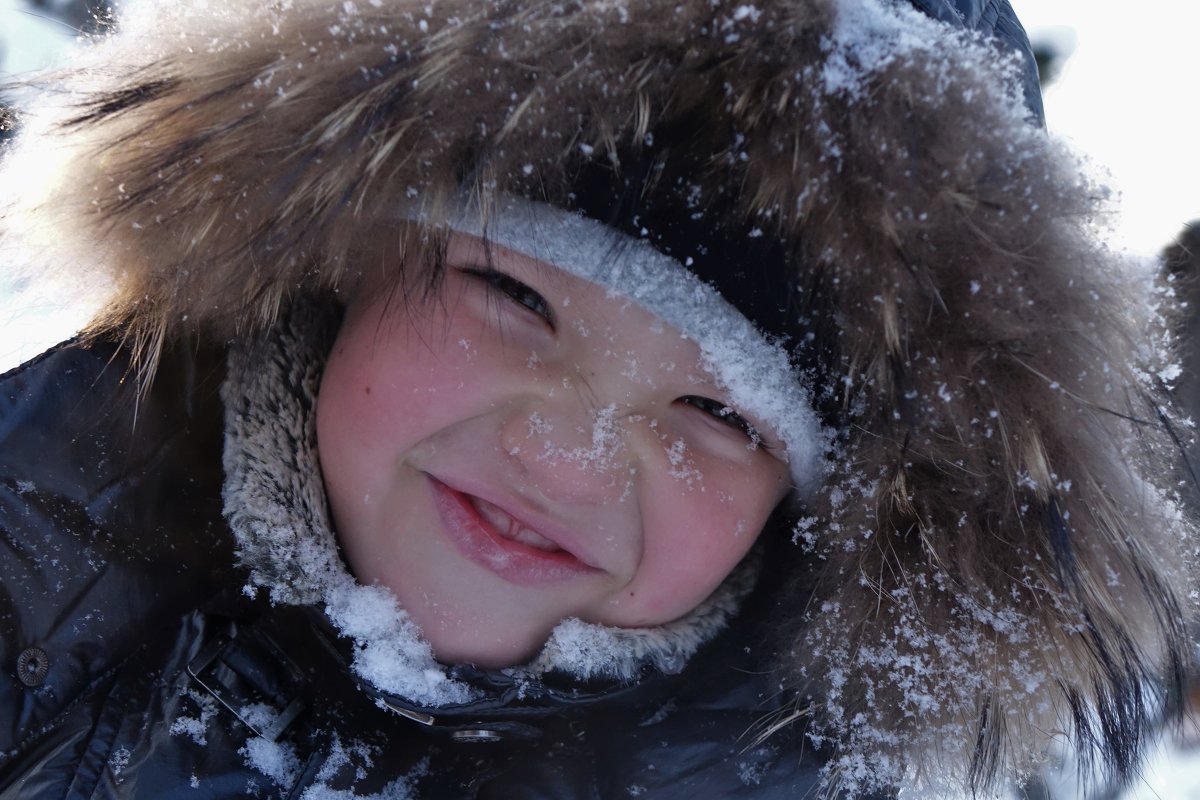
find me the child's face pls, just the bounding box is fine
[317,235,792,667]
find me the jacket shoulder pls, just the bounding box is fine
[0,339,234,790]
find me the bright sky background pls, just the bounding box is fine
[1011,0,1200,257]
[0,0,76,72]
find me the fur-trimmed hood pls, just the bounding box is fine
[1,0,1194,796]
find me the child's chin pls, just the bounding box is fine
[430,637,542,670]
[421,618,551,670]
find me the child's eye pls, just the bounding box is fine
[677,395,763,448]
[463,268,555,329]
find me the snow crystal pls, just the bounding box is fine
[737,757,767,786]
[108,747,131,776]
[1158,362,1182,383]
[238,702,283,733]
[300,754,427,800]
[822,0,1029,145]
[526,412,552,436]
[323,580,477,707]
[665,438,702,486]
[315,735,371,784]
[791,516,820,548]
[169,688,219,746]
[536,618,635,678]
[732,5,761,23]
[538,404,624,474]
[240,735,301,788]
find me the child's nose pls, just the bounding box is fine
[498,397,642,507]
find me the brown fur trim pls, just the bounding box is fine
[1,0,1193,795]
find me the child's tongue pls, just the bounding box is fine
[471,496,561,552]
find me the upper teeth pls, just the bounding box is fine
[473,497,560,552]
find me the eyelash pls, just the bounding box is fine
[462,268,556,330]
[678,395,764,448]
[461,268,766,451]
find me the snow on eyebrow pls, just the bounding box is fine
[446,197,830,495]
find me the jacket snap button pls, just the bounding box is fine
[16,647,50,687]
[451,729,503,743]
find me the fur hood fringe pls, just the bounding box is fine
[1,0,1194,796]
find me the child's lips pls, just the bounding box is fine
[470,496,561,552]
[427,476,601,586]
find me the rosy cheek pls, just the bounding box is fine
[621,484,764,621]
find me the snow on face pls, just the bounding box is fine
[316,234,793,667]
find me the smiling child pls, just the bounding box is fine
[0,1,1194,798]
[319,230,795,666]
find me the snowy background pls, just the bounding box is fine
[1011,1,1200,261]
[2,1,1200,795]
[1004,4,1200,791]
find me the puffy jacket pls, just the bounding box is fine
[0,339,835,799]
[1,0,1192,796]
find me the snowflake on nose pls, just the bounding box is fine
[537,404,622,473]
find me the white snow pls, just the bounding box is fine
[322,580,477,707]
[537,403,623,474]
[169,689,219,746]
[240,728,427,800]
[240,736,302,787]
[107,747,131,777]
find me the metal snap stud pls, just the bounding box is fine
[450,729,503,743]
[16,647,49,688]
